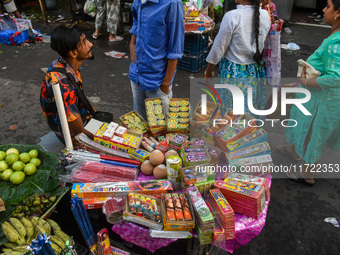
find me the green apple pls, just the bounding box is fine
[0,151,6,161]
[12,161,25,171]
[23,163,37,176]
[5,153,19,165]
[0,161,8,172]
[19,152,31,164]
[30,158,41,167]
[28,149,39,158]
[1,169,14,181]
[10,171,25,185]
[6,148,19,155]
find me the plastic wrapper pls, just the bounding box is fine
[29,233,55,255]
[64,160,139,183]
[102,197,125,224]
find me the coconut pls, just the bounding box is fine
[164,150,178,161]
[153,164,167,179]
[149,150,165,165]
[140,160,154,176]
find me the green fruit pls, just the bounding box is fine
[2,169,14,181]
[5,153,19,165]
[0,151,6,160]
[19,153,31,164]
[30,158,41,167]
[28,149,39,158]
[23,163,37,176]
[10,171,25,184]
[12,161,25,171]
[6,148,19,155]
[0,160,8,172]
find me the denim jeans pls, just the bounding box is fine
[130,80,172,121]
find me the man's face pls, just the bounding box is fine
[76,33,94,60]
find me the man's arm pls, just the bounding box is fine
[130,34,137,64]
[160,59,178,94]
[68,117,94,140]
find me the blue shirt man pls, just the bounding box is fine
[129,0,184,120]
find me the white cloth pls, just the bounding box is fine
[297,59,321,79]
[206,5,271,65]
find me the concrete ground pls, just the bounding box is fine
[0,5,339,255]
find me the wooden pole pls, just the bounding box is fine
[38,0,48,24]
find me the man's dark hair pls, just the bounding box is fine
[51,25,84,59]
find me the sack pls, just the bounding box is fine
[262,32,282,87]
[94,111,113,123]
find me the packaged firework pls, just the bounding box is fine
[123,192,163,230]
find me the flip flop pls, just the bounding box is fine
[277,145,302,161]
[286,171,314,187]
[109,36,123,42]
[92,33,99,40]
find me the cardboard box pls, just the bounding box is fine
[226,142,271,161]
[120,110,150,136]
[94,125,143,154]
[82,197,112,210]
[161,193,195,231]
[145,98,167,137]
[227,128,268,152]
[123,193,163,230]
[149,229,193,239]
[180,145,212,167]
[71,181,173,199]
[167,98,190,134]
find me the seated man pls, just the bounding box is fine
[0,0,22,18]
[40,25,95,145]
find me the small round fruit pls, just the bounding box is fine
[19,152,31,164]
[6,148,19,155]
[164,150,179,161]
[12,161,25,171]
[30,158,41,167]
[5,153,19,165]
[10,171,25,185]
[0,161,8,172]
[23,163,37,176]
[1,169,14,181]
[0,151,6,161]
[28,149,39,158]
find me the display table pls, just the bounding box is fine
[112,173,272,253]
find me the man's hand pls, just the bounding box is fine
[130,34,137,64]
[160,82,170,95]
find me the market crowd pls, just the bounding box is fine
[39,0,340,186]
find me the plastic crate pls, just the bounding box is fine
[184,32,209,54]
[178,51,208,73]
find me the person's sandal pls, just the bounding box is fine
[109,36,123,42]
[92,33,99,40]
[277,145,302,161]
[286,171,314,187]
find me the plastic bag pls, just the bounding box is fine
[84,0,97,17]
[61,160,139,183]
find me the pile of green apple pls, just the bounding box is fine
[0,148,41,185]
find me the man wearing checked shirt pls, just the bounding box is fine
[129,0,185,120]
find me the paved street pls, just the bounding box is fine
[0,10,339,255]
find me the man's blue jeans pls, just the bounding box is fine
[130,80,172,121]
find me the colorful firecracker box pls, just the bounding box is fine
[119,110,150,136]
[208,189,235,240]
[123,192,163,230]
[205,144,225,162]
[145,98,167,137]
[190,101,222,138]
[111,246,130,255]
[227,154,273,175]
[196,224,214,245]
[82,197,112,210]
[187,186,214,231]
[224,172,270,201]
[169,133,190,151]
[194,180,215,197]
[205,202,225,243]
[161,193,195,231]
[130,148,150,163]
[182,164,215,186]
[227,128,268,152]
[71,181,173,199]
[180,145,212,167]
[167,98,190,134]
[226,142,271,161]
[214,180,265,219]
[94,123,143,154]
[149,229,193,239]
